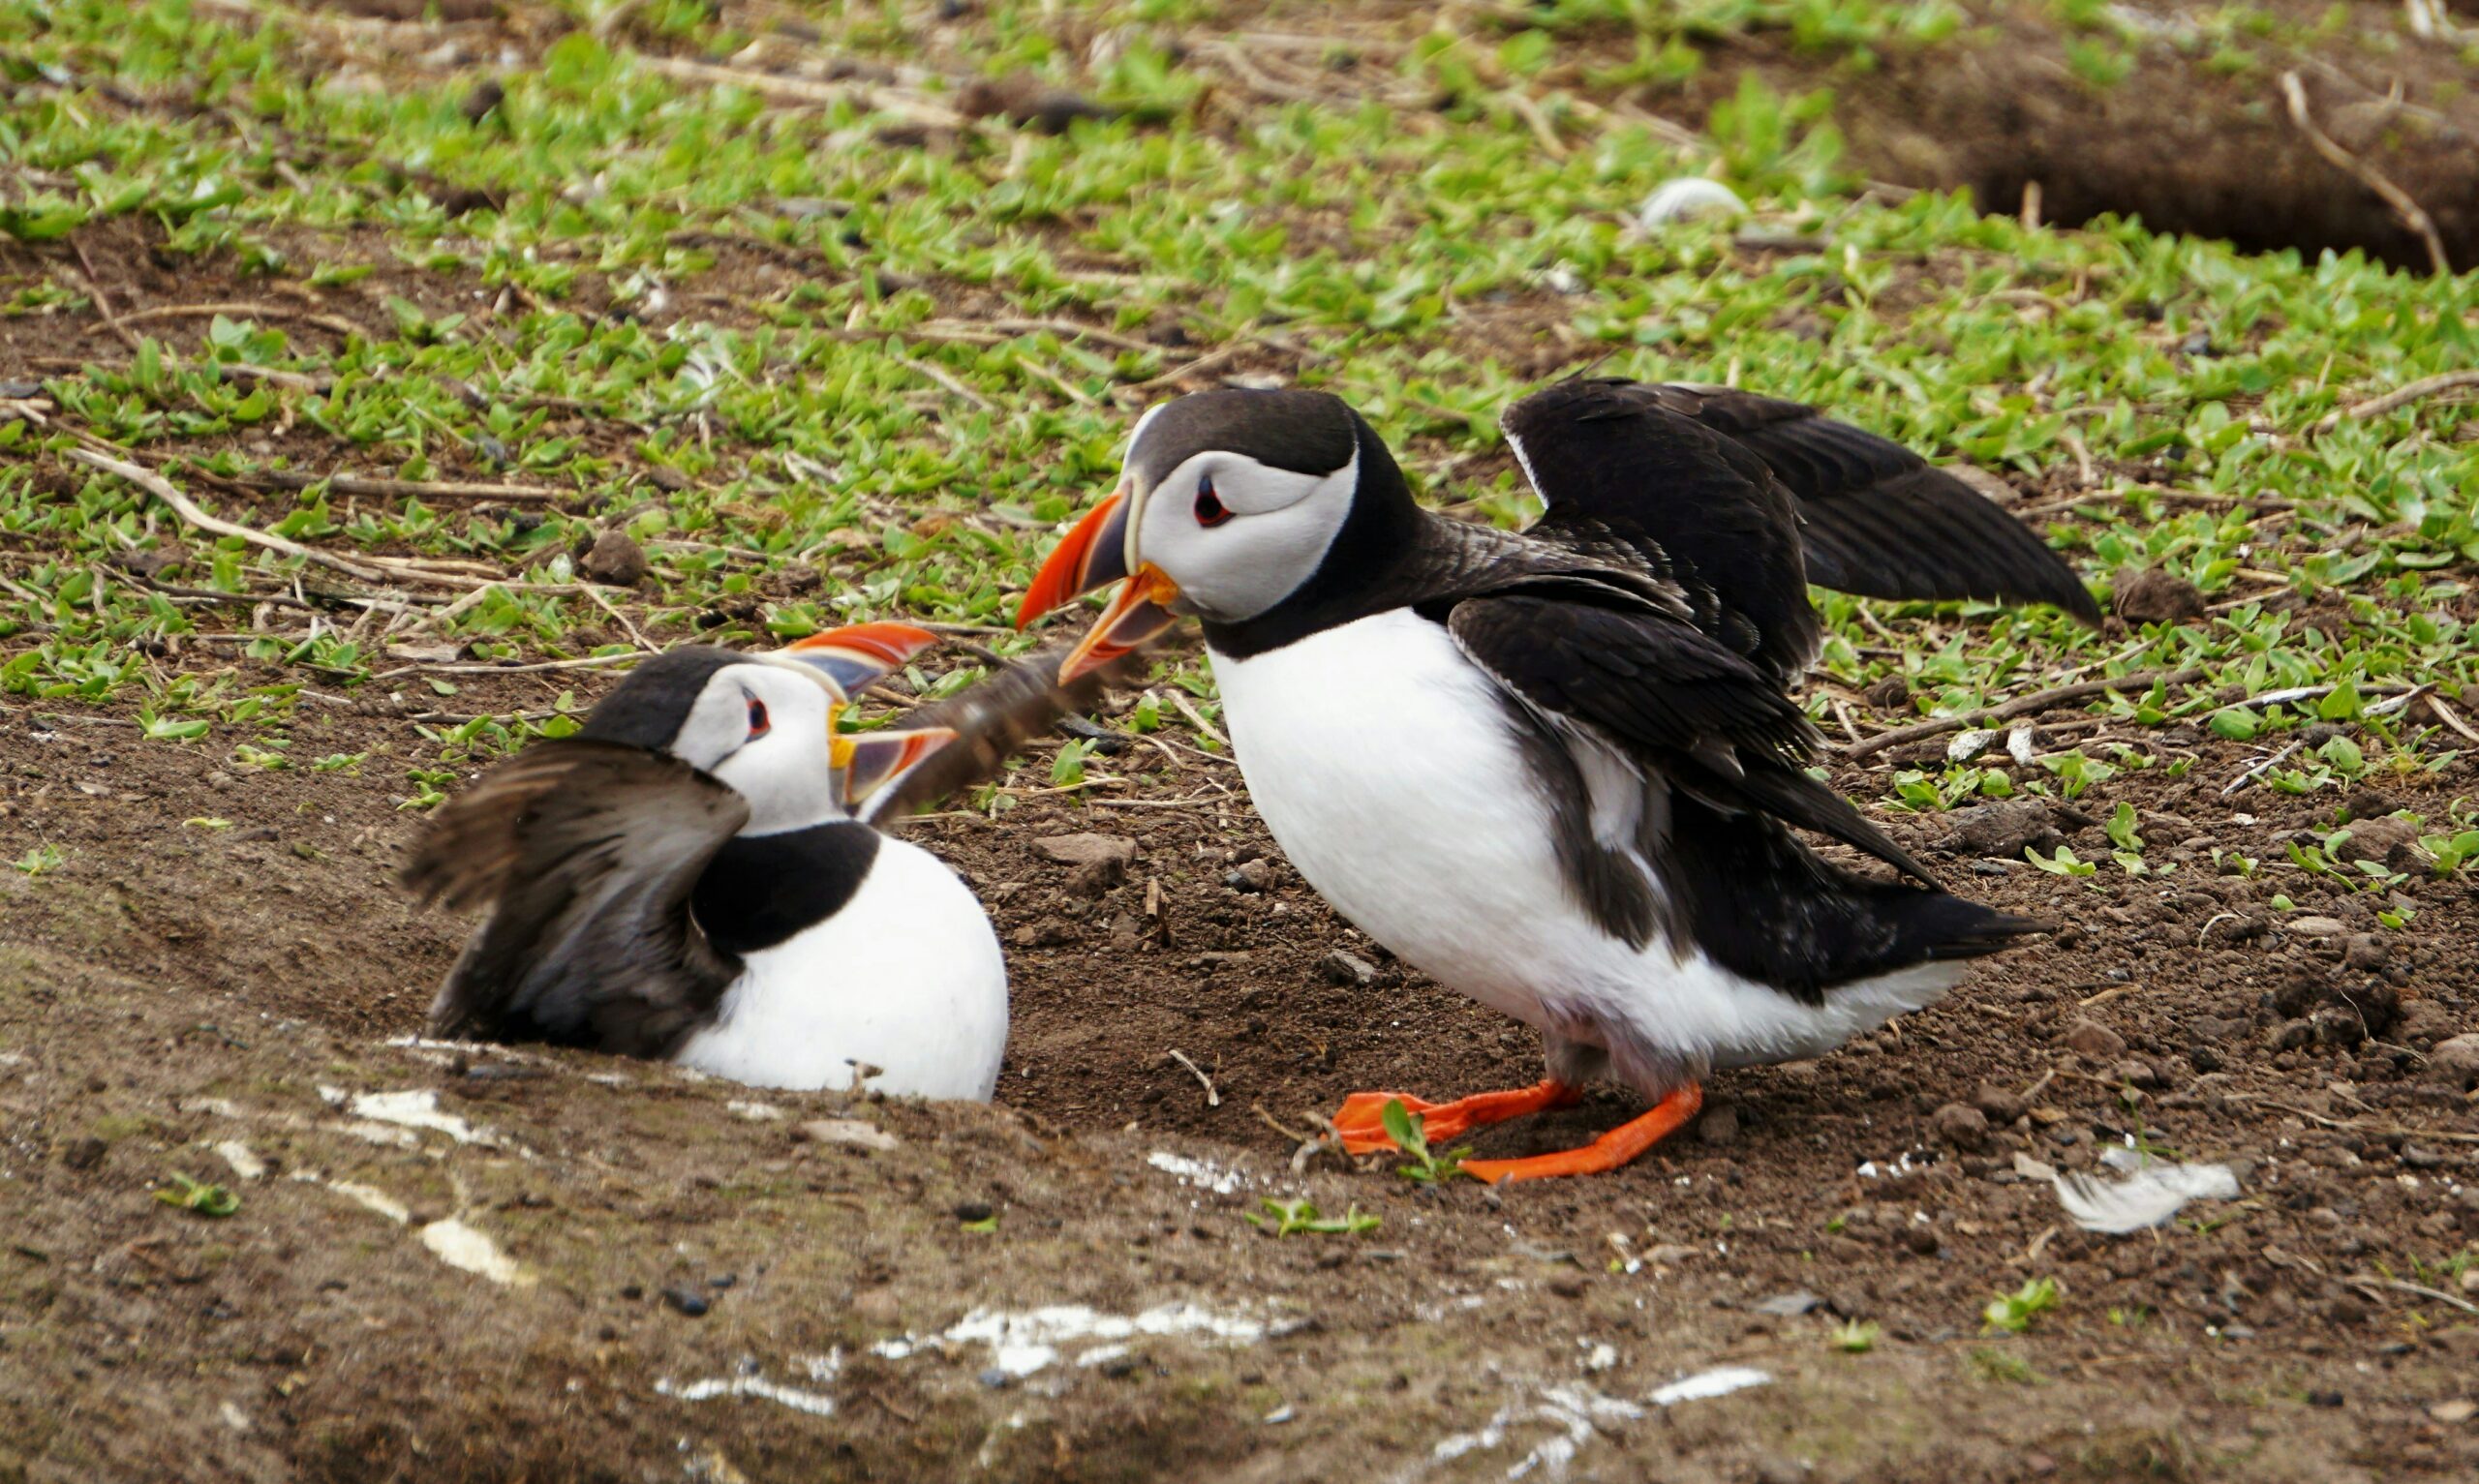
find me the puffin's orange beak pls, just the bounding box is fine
[1017,490,1181,682]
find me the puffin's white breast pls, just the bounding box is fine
[1208,609,1957,1082]
[673,836,1008,1099]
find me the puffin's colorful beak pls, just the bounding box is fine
[1056,565,1179,683]
[1018,491,1180,682]
[1016,492,1132,628]
[834,723,958,808]
[780,621,941,697]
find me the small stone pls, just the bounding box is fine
[1751,1289,1820,1317]
[1317,951,1377,988]
[1930,1103,1990,1151]
[2310,1006,2366,1048]
[1972,1083,2027,1122]
[1033,833,1137,867]
[2062,1018,2127,1061]
[2330,816,2421,871]
[2428,1399,2475,1425]
[2113,568,2205,625]
[1011,918,1075,949]
[2462,1269,2479,1294]
[648,467,691,492]
[2342,934,2388,972]
[1863,676,1910,711]
[1695,1104,1739,1146]
[580,530,650,587]
[2307,1389,2343,1408]
[1903,1224,1942,1257]
[2263,1020,2314,1053]
[1546,1276,1586,1299]
[800,1118,899,1152]
[707,1274,736,1289]
[2402,1144,2445,1169]
[1939,801,2065,860]
[2425,1034,2479,1084]
[979,1368,1013,1389]
[954,1199,995,1224]
[1225,859,1272,893]
[660,1285,710,1317]
[1065,857,1126,897]
[2286,916,2347,938]
[61,1136,107,1170]
[459,77,505,123]
[2110,1059,2161,1089]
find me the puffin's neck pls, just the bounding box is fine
[690,820,881,956]
[1201,415,1434,660]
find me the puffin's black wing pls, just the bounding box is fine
[406,739,749,1057]
[1508,379,2102,627]
[1447,589,1933,884]
[1503,379,1819,686]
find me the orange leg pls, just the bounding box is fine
[1460,1082,1703,1185]
[1329,1079,1581,1156]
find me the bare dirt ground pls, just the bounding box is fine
[8,650,2479,1482]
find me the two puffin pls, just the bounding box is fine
[1019,379,2096,1182]
[407,623,1009,1099]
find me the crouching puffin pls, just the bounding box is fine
[406,623,1008,1100]
[1018,380,2092,1181]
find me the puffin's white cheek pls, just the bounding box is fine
[714,741,841,834]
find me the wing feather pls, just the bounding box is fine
[1604,381,2101,623]
[1447,591,1932,883]
[405,740,750,1057]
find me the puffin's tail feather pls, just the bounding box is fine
[1665,790,2044,1005]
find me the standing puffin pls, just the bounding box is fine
[1018,380,2095,1181]
[406,623,1008,1100]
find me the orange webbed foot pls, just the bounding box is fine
[1329,1079,1580,1156]
[1460,1082,1703,1185]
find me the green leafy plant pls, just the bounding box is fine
[1245,1196,1381,1237]
[156,1172,240,1218]
[1829,1317,1881,1353]
[13,843,65,877]
[1982,1277,2061,1335]
[1380,1099,1473,1185]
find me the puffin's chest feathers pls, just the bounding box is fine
[689,820,881,955]
[1207,608,1672,1025]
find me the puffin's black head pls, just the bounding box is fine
[574,626,957,830]
[1015,388,1417,677]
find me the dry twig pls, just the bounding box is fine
[1845,668,2204,760]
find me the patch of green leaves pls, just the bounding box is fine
[1981,1276,2062,1335]
[1379,1099,1473,1185]
[1245,1196,1381,1237]
[155,1171,240,1218]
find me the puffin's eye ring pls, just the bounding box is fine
[746,696,771,739]
[1193,474,1231,528]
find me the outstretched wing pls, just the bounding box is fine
[1447,587,1933,884]
[405,739,750,1056]
[1504,379,1821,686]
[1508,379,2101,628]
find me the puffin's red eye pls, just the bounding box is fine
[1193,474,1230,528]
[746,697,770,739]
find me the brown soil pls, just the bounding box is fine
[1620,1,2479,272]
[8,657,2479,1482]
